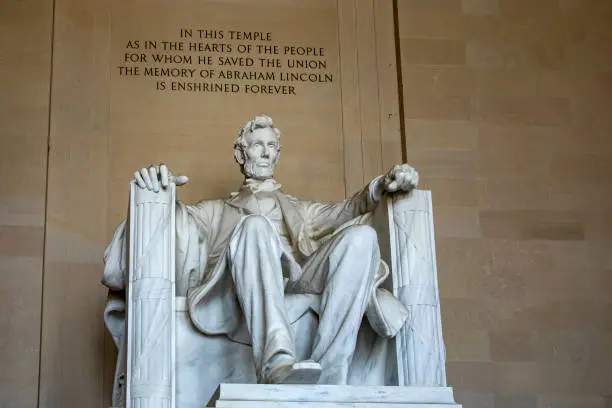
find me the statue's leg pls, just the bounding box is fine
[228,215,296,382]
[286,224,379,384]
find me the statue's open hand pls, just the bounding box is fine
[383,164,419,193]
[133,164,189,192]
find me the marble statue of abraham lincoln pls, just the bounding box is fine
[102,115,419,385]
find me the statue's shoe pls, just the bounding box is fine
[263,360,322,385]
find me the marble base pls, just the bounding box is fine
[207,384,462,407]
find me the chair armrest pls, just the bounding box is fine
[371,190,448,387]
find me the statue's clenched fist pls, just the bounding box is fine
[133,164,189,192]
[382,164,419,193]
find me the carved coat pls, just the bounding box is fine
[102,181,408,347]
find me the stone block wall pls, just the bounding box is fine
[397,1,612,406]
[2,1,612,407]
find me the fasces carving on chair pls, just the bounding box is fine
[103,115,432,407]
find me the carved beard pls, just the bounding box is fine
[242,156,276,180]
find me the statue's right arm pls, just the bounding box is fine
[102,220,128,291]
[133,164,189,191]
[175,199,219,295]
[102,164,188,286]
[102,164,199,295]
[101,200,217,296]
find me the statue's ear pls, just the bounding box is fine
[273,150,281,165]
[234,148,245,165]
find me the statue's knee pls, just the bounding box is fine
[240,215,274,235]
[340,225,378,251]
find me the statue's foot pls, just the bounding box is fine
[263,360,322,385]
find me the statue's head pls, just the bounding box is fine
[233,115,281,180]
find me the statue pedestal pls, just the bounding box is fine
[207,384,462,407]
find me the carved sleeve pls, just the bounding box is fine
[304,178,381,241]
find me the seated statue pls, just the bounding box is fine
[102,115,422,404]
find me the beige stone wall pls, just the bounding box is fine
[3,0,612,407]
[397,0,612,407]
[0,0,53,407]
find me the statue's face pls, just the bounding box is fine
[242,127,280,180]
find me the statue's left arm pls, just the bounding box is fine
[305,164,419,241]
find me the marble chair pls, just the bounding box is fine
[103,185,449,408]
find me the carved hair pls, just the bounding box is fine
[233,115,281,167]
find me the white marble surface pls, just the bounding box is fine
[208,384,461,407]
[215,403,458,408]
[126,182,176,408]
[372,191,447,386]
[104,116,458,408]
[215,404,458,408]
[174,299,397,406]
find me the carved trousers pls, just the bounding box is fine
[228,215,380,384]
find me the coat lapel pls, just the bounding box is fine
[214,188,312,260]
[226,189,261,214]
[274,192,315,257]
[207,190,258,260]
